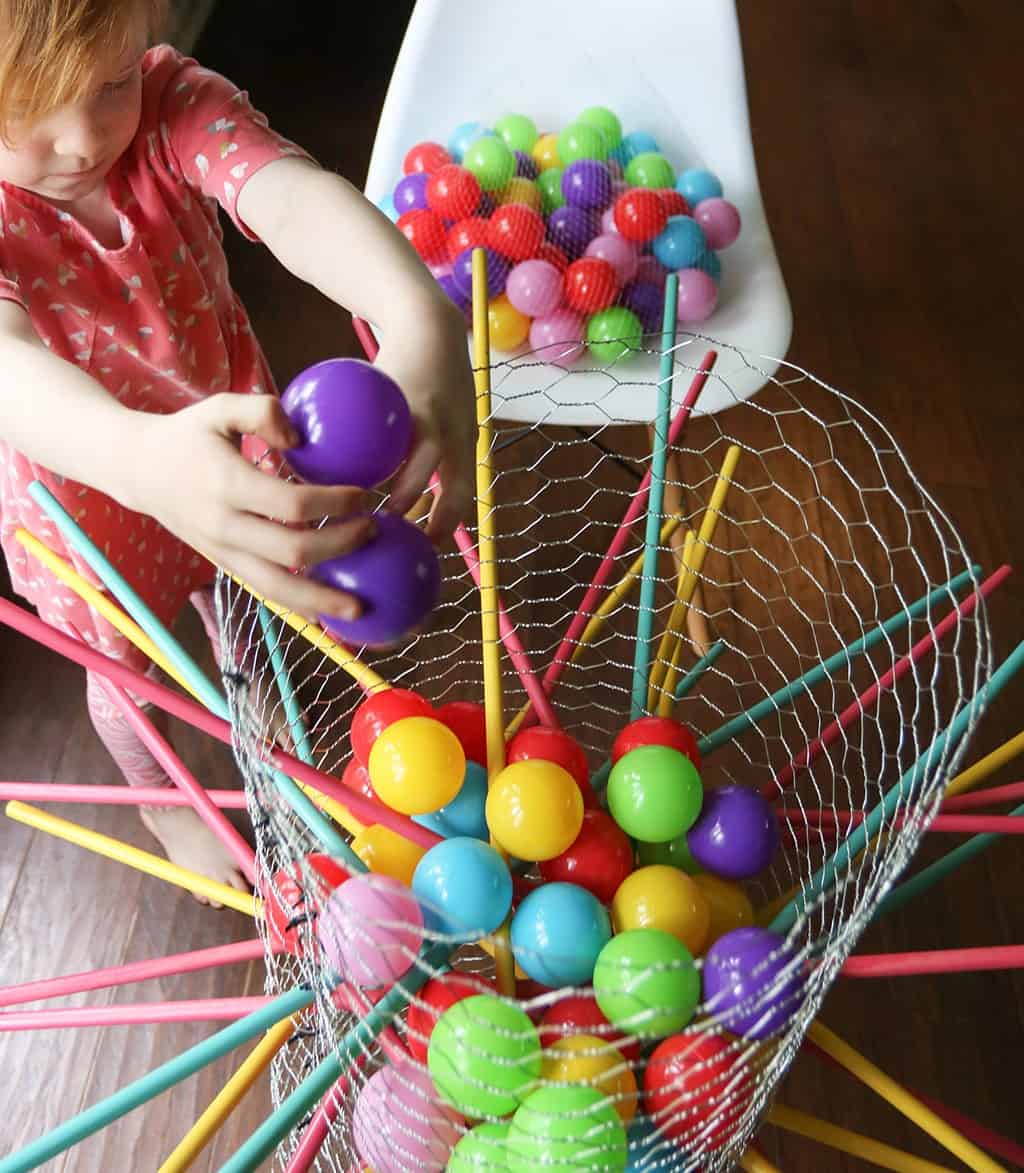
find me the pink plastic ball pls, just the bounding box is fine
[317,874,424,988]
[506,259,564,317]
[694,197,741,250]
[353,1061,463,1172]
[675,268,719,323]
[635,254,669,286]
[600,206,619,236]
[585,233,639,284]
[529,308,586,363]
[428,260,452,279]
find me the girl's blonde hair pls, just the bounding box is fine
[0,0,167,137]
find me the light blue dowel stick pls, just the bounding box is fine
[675,639,725,700]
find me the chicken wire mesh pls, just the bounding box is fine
[215,334,990,1171]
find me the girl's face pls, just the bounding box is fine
[0,30,147,203]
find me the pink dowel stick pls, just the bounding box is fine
[910,1088,1024,1168]
[780,808,1024,835]
[0,598,442,850]
[765,564,1012,800]
[0,995,272,1031]
[284,1074,350,1173]
[842,943,1024,978]
[0,938,266,1011]
[93,673,256,884]
[0,782,248,808]
[941,779,1024,811]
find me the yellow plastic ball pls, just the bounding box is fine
[350,823,425,887]
[488,295,531,352]
[368,716,465,815]
[611,865,710,955]
[532,132,561,171]
[541,1033,638,1123]
[693,873,755,952]
[497,176,542,211]
[485,759,583,861]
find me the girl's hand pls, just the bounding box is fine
[124,393,374,621]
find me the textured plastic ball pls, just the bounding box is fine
[350,822,425,886]
[578,105,623,151]
[652,215,707,270]
[600,205,619,235]
[414,760,489,840]
[586,307,643,364]
[611,865,710,955]
[506,259,564,317]
[463,134,516,191]
[403,140,451,175]
[612,716,701,770]
[675,267,718,323]
[563,257,619,314]
[318,874,424,987]
[532,131,561,170]
[537,166,566,213]
[425,163,481,220]
[625,152,675,189]
[353,1060,462,1173]
[396,208,448,262]
[613,188,667,242]
[514,150,539,180]
[263,853,349,954]
[693,873,755,951]
[282,358,413,489]
[702,927,802,1039]
[558,121,609,164]
[406,971,492,1063]
[428,994,542,1117]
[694,197,741,249]
[438,272,471,314]
[542,1034,638,1123]
[507,1084,627,1172]
[656,188,690,217]
[540,809,633,904]
[644,1031,751,1149]
[677,167,723,205]
[687,785,779,879]
[636,832,702,876]
[393,170,430,213]
[530,308,586,363]
[535,240,569,272]
[538,994,642,1066]
[351,687,432,764]
[487,202,545,261]
[312,515,441,648]
[593,928,700,1038]
[614,130,660,166]
[562,159,612,209]
[607,745,704,843]
[449,1121,512,1171]
[448,120,490,162]
[621,281,664,333]
[634,254,669,285]
[547,204,596,260]
[446,216,489,262]
[485,759,584,860]
[494,112,538,153]
[498,175,542,211]
[435,700,487,765]
[452,245,509,298]
[510,881,612,986]
[585,233,639,283]
[368,715,465,816]
[412,837,512,939]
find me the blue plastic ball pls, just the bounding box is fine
[651,216,707,270]
[449,121,493,163]
[414,761,489,841]
[626,1117,687,1170]
[677,168,723,206]
[611,131,661,168]
[510,882,612,987]
[377,193,399,223]
[412,837,512,941]
[694,248,722,285]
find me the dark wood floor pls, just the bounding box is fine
[1,1,1023,1169]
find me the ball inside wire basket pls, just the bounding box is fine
[218,334,991,1171]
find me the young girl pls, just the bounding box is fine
[0,0,477,899]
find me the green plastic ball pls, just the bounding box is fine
[537,167,566,214]
[624,151,676,189]
[494,113,539,154]
[586,307,643,364]
[464,136,517,191]
[607,745,704,843]
[593,928,700,1038]
[637,832,703,874]
[449,1121,512,1170]
[428,994,541,1117]
[558,121,608,164]
[507,1084,627,1172]
[578,106,622,151]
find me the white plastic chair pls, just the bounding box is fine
[364,0,791,425]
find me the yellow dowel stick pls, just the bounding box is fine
[738,1149,782,1173]
[158,1018,294,1172]
[767,1104,958,1173]
[471,248,515,998]
[807,1022,1005,1173]
[5,801,258,917]
[647,529,696,713]
[944,729,1024,798]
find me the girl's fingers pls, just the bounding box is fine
[219,511,376,574]
[219,548,363,623]
[387,433,441,517]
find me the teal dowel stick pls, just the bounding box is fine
[630,273,679,721]
[770,638,1024,935]
[0,988,313,1173]
[257,603,317,765]
[675,639,725,700]
[698,567,981,757]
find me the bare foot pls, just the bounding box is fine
[139,806,250,908]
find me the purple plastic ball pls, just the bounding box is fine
[514,150,540,180]
[546,205,595,260]
[282,358,413,489]
[393,171,430,213]
[477,191,497,216]
[702,927,802,1040]
[437,271,471,312]
[452,246,509,298]
[687,785,779,879]
[310,514,442,648]
[621,281,665,334]
[561,159,612,210]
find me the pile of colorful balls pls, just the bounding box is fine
[378,107,742,362]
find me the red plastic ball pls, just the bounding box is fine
[563,257,619,313]
[426,164,482,221]
[406,971,492,1062]
[535,241,569,272]
[403,140,451,175]
[539,808,633,903]
[512,871,543,909]
[351,688,433,763]
[435,700,488,766]
[342,756,375,799]
[446,216,490,262]
[612,715,702,771]
[487,202,545,261]
[397,209,448,263]
[612,188,668,243]
[644,1031,751,1149]
[539,994,642,1066]
[263,853,349,954]
[657,188,691,217]
[507,726,588,790]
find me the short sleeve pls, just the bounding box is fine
[143,44,316,241]
[0,272,24,309]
